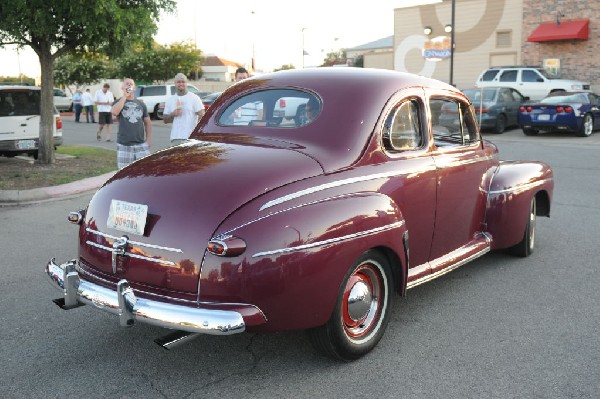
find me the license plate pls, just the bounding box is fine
[107,200,148,236]
[537,114,550,121]
[16,139,36,149]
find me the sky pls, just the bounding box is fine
[0,0,441,79]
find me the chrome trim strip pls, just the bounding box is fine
[259,170,416,211]
[217,193,372,238]
[86,241,176,266]
[45,259,246,335]
[488,178,553,195]
[252,221,404,258]
[86,228,183,253]
[406,246,490,290]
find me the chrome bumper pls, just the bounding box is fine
[45,258,245,335]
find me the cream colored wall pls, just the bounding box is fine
[394,0,523,89]
[364,51,395,70]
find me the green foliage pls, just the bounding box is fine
[115,41,203,83]
[0,75,35,85]
[55,53,114,89]
[274,64,296,72]
[321,49,347,67]
[0,0,175,164]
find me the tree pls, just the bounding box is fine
[0,0,175,164]
[55,53,113,91]
[273,64,296,72]
[321,49,347,67]
[116,41,203,83]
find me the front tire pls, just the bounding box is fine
[576,113,593,137]
[307,250,393,361]
[154,104,163,120]
[509,197,536,257]
[522,128,539,136]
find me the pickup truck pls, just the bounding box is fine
[136,84,207,119]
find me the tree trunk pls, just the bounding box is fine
[37,43,55,165]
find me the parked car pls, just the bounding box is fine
[446,87,526,133]
[273,96,309,125]
[476,66,591,101]
[46,68,554,361]
[518,91,600,137]
[53,88,72,112]
[136,84,206,119]
[201,91,222,110]
[0,85,63,159]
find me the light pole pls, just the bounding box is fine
[449,0,456,86]
[251,11,256,72]
[301,28,307,68]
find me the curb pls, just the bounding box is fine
[0,171,115,206]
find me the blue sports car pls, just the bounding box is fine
[518,92,600,137]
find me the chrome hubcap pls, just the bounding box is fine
[347,280,372,321]
[342,263,383,339]
[584,116,593,136]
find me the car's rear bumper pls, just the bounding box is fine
[45,258,247,335]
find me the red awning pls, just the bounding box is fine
[527,19,589,42]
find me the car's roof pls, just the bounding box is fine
[199,67,458,172]
[0,85,41,91]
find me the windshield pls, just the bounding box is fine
[541,94,587,104]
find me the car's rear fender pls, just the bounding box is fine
[200,192,408,332]
[485,161,553,249]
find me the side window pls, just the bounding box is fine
[431,98,479,147]
[143,86,166,96]
[499,70,517,82]
[383,100,422,151]
[522,70,543,83]
[480,70,499,81]
[170,86,176,95]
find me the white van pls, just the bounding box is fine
[0,86,63,159]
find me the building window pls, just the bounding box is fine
[496,31,512,48]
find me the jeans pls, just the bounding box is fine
[74,103,82,122]
[85,105,95,123]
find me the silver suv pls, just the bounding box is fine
[476,66,590,101]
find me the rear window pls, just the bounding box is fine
[0,89,40,117]
[218,89,321,128]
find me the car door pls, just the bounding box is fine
[588,93,600,129]
[502,88,521,126]
[428,94,495,270]
[519,69,548,100]
[380,92,437,279]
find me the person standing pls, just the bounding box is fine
[163,73,204,146]
[111,78,152,170]
[95,83,115,141]
[82,89,95,123]
[232,67,263,125]
[72,89,82,122]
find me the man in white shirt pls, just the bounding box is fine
[82,89,95,123]
[163,73,204,145]
[95,83,115,141]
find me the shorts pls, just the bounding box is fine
[117,143,150,170]
[98,112,113,125]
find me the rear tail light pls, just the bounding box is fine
[564,106,573,113]
[519,106,525,112]
[527,106,533,112]
[556,106,563,113]
[279,99,286,108]
[56,116,63,129]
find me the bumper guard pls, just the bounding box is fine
[45,258,245,335]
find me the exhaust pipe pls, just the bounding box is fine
[154,330,200,350]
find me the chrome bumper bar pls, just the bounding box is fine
[45,258,245,335]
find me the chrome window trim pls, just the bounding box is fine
[252,221,404,258]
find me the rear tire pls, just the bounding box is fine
[494,114,507,134]
[576,113,593,137]
[508,197,536,257]
[307,250,393,361]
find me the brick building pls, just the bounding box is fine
[393,0,599,91]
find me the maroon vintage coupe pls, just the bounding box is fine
[46,68,554,360]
